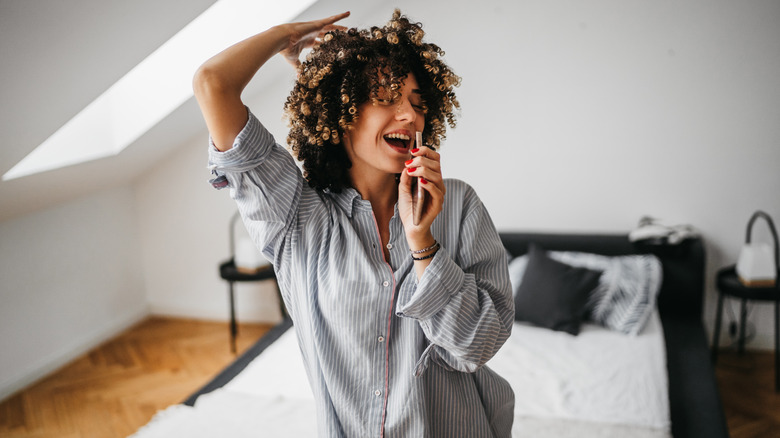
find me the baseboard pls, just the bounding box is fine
[149,303,283,324]
[149,290,283,324]
[0,306,150,403]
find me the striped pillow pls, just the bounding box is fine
[549,251,663,336]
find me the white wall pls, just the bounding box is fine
[397,0,780,346]
[134,127,286,324]
[0,186,148,400]
[2,0,776,404]
[138,0,780,348]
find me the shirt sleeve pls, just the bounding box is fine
[207,108,303,261]
[395,189,514,375]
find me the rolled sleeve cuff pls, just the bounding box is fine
[396,248,465,320]
[207,109,275,189]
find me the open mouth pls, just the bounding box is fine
[383,132,412,151]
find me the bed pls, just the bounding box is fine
[132,232,729,438]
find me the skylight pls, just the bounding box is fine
[3,0,317,181]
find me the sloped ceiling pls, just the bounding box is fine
[0,0,220,221]
[0,0,396,222]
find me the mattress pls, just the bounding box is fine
[132,311,670,438]
[491,310,671,437]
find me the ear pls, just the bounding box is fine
[340,130,353,153]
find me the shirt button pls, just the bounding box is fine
[374,390,381,396]
[378,336,385,343]
[386,243,393,250]
[382,281,389,287]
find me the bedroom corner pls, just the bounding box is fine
[1,0,779,436]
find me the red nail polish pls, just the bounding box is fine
[420,178,428,184]
[411,148,420,153]
[408,167,416,172]
[405,159,414,165]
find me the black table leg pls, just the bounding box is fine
[738,298,748,355]
[775,300,779,392]
[229,281,237,354]
[712,291,725,363]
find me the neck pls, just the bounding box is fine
[350,169,398,212]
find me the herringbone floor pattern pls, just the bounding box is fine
[715,350,780,438]
[1,317,778,438]
[0,317,271,438]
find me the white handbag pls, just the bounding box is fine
[736,211,778,288]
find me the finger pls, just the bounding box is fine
[418,179,445,223]
[294,12,349,42]
[405,166,442,188]
[412,169,443,187]
[418,172,445,197]
[322,24,349,33]
[411,146,441,162]
[406,156,441,174]
[318,11,351,27]
[405,154,443,187]
[398,166,413,197]
[310,25,347,49]
[420,177,444,199]
[317,25,348,40]
[309,24,349,50]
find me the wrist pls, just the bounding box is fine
[407,232,435,253]
[410,240,440,261]
[270,24,296,53]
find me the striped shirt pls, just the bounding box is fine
[208,109,515,437]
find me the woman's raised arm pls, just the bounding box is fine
[192,12,350,151]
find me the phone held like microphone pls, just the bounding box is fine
[411,131,426,225]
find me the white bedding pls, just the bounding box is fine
[133,311,671,438]
[491,310,671,437]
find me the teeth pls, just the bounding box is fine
[385,133,410,141]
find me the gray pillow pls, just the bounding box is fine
[514,245,602,335]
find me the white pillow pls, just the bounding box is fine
[507,254,528,297]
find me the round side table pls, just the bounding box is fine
[711,265,780,392]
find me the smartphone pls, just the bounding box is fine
[411,131,426,225]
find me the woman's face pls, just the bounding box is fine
[343,73,426,180]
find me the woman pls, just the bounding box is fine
[193,10,514,437]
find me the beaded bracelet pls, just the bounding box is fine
[410,240,439,254]
[411,248,439,261]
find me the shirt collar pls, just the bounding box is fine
[325,187,363,218]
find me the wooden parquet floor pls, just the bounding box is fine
[0,317,271,438]
[715,350,780,438]
[2,316,778,438]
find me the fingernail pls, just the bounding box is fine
[411,148,420,153]
[405,159,414,165]
[420,178,428,184]
[408,167,416,172]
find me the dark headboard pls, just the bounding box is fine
[499,232,728,438]
[499,232,706,320]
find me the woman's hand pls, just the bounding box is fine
[398,146,446,253]
[194,11,349,150]
[279,11,350,69]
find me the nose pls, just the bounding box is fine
[394,98,416,123]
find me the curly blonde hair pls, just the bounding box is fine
[283,9,461,192]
